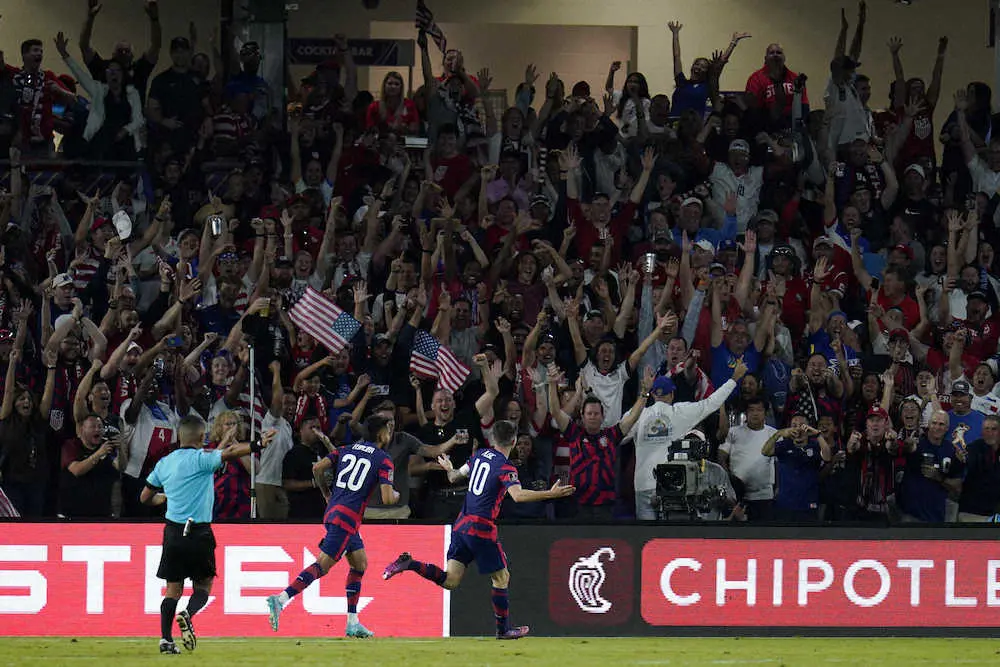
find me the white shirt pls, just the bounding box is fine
[295,177,334,206]
[720,424,777,501]
[629,379,737,493]
[968,157,1000,197]
[823,77,870,149]
[258,411,294,486]
[582,360,631,427]
[710,163,764,231]
[120,399,180,479]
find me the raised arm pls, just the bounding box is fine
[926,37,948,109]
[849,0,867,62]
[566,294,588,367]
[474,356,502,424]
[620,367,653,435]
[668,22,684,78]
[546,365,572,433]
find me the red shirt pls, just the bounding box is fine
[892,103,936,170]
[874,289,920,329]
[365,98,419,130]
[564,422,623,506]
[6,65,67,147]
[745,66,809,115]
[760,276,811,340]
[431,153,473,199]
[568,199,636,266]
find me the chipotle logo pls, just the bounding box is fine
[640,539,1000,627]
[549,539,633,626]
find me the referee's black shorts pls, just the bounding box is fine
[157,520,217,583]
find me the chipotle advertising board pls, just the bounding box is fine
[0,523,448,637]
[448,526,1000,637]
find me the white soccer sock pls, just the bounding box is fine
[277,591,290,606]
[347,612,358,625]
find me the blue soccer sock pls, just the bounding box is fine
[407,559,448,587]
[284,562,326,599]
[346,569,364,614]
[491,587,510,635]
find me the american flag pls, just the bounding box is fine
[415,0,448,54]
[410,330,469,393]
[289,286,361,355]
[236,374,268,433]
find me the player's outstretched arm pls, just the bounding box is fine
[139,486,167,507]
[507,480,576,503]
[437,455,469,484]
[380,483,401,505]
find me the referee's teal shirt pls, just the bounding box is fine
[146,448,223,524]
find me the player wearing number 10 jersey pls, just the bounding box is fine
[266,415,399,638]
[383,420,575,639]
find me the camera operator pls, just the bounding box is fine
[630,358,746,519]
[653,429,743,521]
[60,413,124,517]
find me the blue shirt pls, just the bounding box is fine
[710,342,761,390]
[807,330,860,370]
[897,436,963,522]
[948,410,985,449]
[146,447,223,524]
[672,214,738,250]
[671,73,711,118]
[773,437,824,511]
[323,442,394,533]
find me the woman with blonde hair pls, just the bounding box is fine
[365,71,419,134]
[204,410,254,519]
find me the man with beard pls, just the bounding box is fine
[414,388,478,519]
[896,409,963,522]
[785,353,848,426]
[745,42,809,130]
[79,0,161,101]
[710,285,773,390]
[947,379,984,447]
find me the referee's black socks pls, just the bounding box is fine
[161,598,179,641]
[188,588,209,617]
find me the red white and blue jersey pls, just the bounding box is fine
[453,448,520,541]
[323,442,394,535]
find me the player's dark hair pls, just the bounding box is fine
[582,395,605,413]
[492,420,517,449]
[366,414,392,442]
[744,397,767,411]
[21,39,42,55]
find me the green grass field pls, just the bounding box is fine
[2,637,998,666]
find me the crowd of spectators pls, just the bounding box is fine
[1,0,1000,525]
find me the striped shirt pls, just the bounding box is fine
[563,422,623,506]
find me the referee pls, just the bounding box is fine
[140,414,273,654]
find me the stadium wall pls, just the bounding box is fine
[4,523,1000,638]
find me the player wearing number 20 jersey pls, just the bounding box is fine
[266,415,399,639]
[383,420,575,640]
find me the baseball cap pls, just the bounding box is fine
[651,375,676,397]
[890,244,914,260]
[126,341,143,354]
[90,216,112,232]
[866,406,889,420]
[718,239,738,253]
[52,273,74,289]
[888,328,909,342]
[529,194,553,211]
[373,333,392,347]
[813,235,834,249]
[584,309,604,322]
[770,244,796,257]
[905,164,926,179]
[729,139,751,154]
[571,81,591,98]
[681,196,704,210]
[170,36,192,52]
[951,380,973,395]
[275,255,294,268]
[709,262,727,275]
[693,239,715,253]
[967,290,989,303]
[754,209,779,224]
[827,310,848,323]
[240,41,261,57]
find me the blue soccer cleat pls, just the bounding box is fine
[497,625,530,640]
[265,594,283,632]
[345,620,374,638]
[382,552,412,580]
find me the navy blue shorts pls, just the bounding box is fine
[447,531,507,574]
[318,524,364,562]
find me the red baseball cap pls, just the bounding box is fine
[867,406,889,420]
